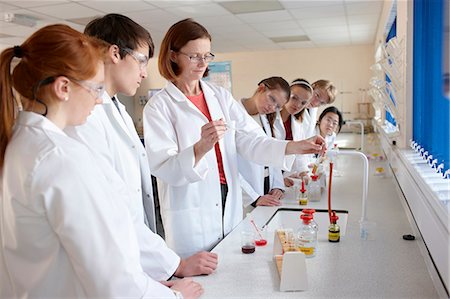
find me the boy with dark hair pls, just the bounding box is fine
[65,14,217,295]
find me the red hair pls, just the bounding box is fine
[0,24,106,169]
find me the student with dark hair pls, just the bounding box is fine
[316,106,344,149]
[238,77,290,207]
[65,13,217,282]
[0,24,202,299]
[143,18,326,257]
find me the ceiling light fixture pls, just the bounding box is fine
[218,0,284,14]
[4,13,38,27]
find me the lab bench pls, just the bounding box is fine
[194,152,440,298]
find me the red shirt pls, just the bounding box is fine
[284,117,293,140]
[187,91,227,184]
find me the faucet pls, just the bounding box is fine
[327,149,369,222]
[436,163,444,174]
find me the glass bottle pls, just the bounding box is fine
[302,209,319,234]
[328,212,340,243]
[296,214,317,258]
[308,175,321,202]
[298,178,308,205]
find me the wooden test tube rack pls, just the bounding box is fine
[273,230,308,291]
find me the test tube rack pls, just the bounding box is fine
[273,230,308,291]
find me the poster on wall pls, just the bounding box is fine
[204,61,232,92]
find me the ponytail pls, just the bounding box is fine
[0,48,18,169]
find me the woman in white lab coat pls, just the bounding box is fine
[238,77,291,208]
[143,18,326,257]
[0,24,201,299]
[277,78,314,187]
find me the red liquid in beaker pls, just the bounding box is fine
[241,245,255,254]
[255,239,267,246]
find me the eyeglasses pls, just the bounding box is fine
[323,116,339,128]
[73,79,105,99]
[262,85,287,110]
[313,90,329,106]
[266,93,283,110]
[289,94,310,106]
[178,51,215,63]
[121,47,149,70]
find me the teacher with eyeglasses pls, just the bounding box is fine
[143,18,327,258]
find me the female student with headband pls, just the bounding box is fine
[0,24,201,299]
[277,78,314,187]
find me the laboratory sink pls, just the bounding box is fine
[263,208,349,240]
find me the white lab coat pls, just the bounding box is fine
[0,112,175,298]
[143,80,294,257]
[299,107,319,172]
[237,101,285,207]
[302,107,318,139]
[65,92,179,280]
[275,114,310,175]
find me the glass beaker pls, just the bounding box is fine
[241,231,255,254]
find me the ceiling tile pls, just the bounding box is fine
[2,1,70,8]
[0,1,21,10]
[147,0,212,8]
[347,14,379,25]
[0,22,36,36]
[278,40,315,49]
[259,26,306,38]
[217,0,284,14]
[209,22,256,34]
[290,4,346,19]
[125,9,179,27]
[194,14,243,28]
[298,16,347,28]
[281,0,344,9]
[28,3,101,19]
[168,3,230,17]
[349,23,376,32]
[0,35,28,44]
[250,20,298,31]
[78,1,156,13]
[345,1,383,15]
[0,0,384,52]
[2,8,60,22]
[236,9,292,24]
[304,25,349,35]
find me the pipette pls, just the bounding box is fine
[311,154,321,175]
[300,178,306,194]
[250,220,267,246]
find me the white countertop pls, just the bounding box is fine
[195,140,439,298]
